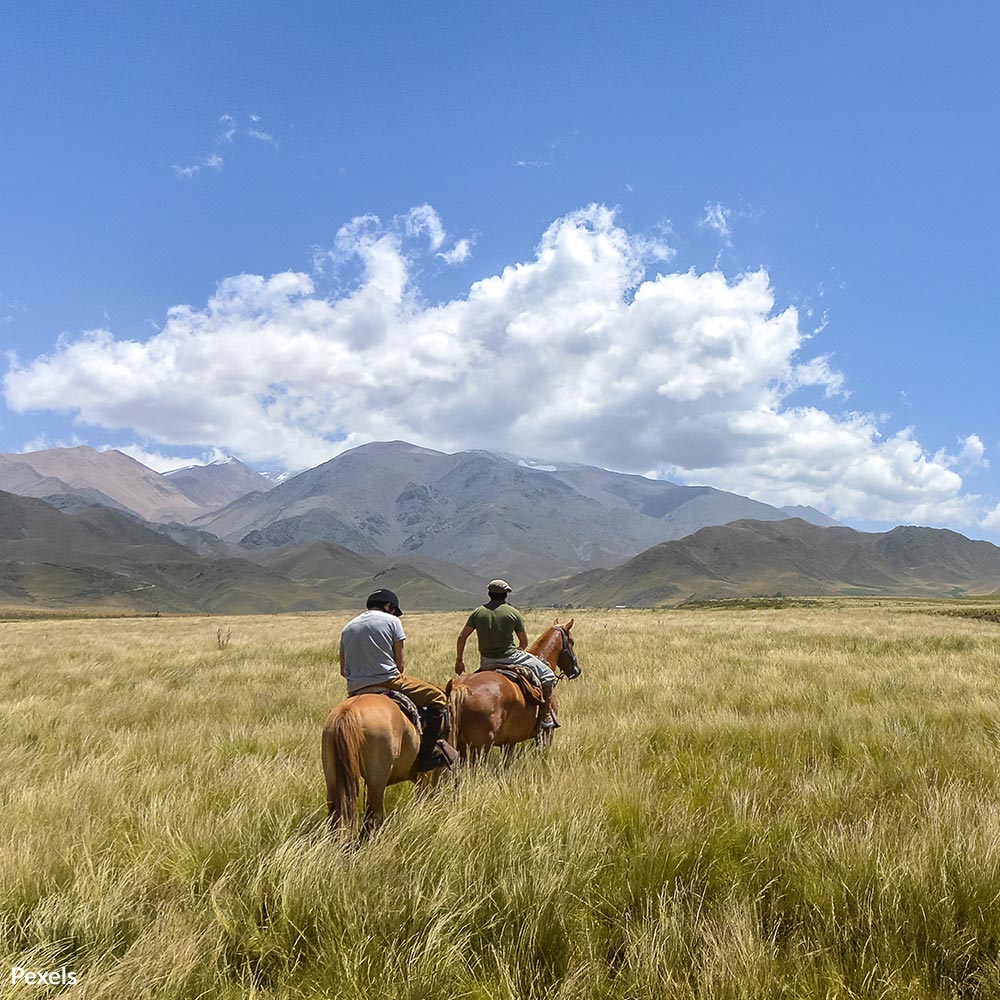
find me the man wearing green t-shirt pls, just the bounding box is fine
[455,579,558,733]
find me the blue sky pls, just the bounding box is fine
[2,1,999,536]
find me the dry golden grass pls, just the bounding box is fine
[3,602,1000,998]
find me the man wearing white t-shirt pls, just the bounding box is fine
[339,588,454,770]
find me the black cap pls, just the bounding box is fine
[366,588,403,617]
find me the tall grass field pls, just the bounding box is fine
[4,602,1000,998]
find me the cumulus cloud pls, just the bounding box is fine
[313,205,472,276]
[982,503,1000,531]
[958,433,988,471]
[3,203,991,527]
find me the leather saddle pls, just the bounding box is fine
[476,663,545,706]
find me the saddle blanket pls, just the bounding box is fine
[476,663,545,706]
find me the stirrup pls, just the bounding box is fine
[538,706,560,730]
[418,739,459,772]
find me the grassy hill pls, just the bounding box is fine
[0,492,478,614]
[252,541,480,610]
[522,518,1000,606]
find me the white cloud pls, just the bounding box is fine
[172,154,224,179]
[105,444,225,473]
[404,204,446,250]
[959,433,988,470]
[670,415,980,526]
[791,355,847,398]
[217,114,237,144]
[3,203,991,527]
[314,205,472,277]
[247,127,278,147]
[700,202,733,245]
[1,297,26,326]
[982,503,1000,531]
[18,433,85,453]
[174,114,277,179]
[438,238,473,266]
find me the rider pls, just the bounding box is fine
[455,579,559,735]
[340,588,457,771]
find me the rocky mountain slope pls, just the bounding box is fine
[193,441,811,582]
[165,457,274,508]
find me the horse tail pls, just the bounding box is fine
[322,705,363,829]
[447,678,468,753]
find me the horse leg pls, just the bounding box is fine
[362,777,386,840]
[535,722,555,749]
[361,737,398,839]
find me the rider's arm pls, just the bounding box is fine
[455,625,474,674]
[339,645,346,678]
[393,638,405,673]
[516,630,529,650]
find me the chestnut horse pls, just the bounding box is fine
[447,619,580,764]
[322,695,441,836]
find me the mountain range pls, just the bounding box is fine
[191,440,829,582]
[0,490,479,613]
[522,517,1000,606]
[2,439,998,612]
[0,447,272,523]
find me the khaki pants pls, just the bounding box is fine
[355,674,447,711]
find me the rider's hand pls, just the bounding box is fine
[455,659,466,675]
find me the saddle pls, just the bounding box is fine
[476,663,545,706]
[359,688,422,733]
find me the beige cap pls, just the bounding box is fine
[487,579,512,594]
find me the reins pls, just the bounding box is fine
[553,624,580,682]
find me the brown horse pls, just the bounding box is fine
[322,694,440,836]
[447,619,580,764]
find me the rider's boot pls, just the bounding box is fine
[534,680,560,744]
[417,707,459,772]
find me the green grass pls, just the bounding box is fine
[3,603,1000,997]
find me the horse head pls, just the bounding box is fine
[553,618,581,680]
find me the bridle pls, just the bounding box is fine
[554,625,581,681]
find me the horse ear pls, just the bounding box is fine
[553,617,559,625]
[565,617,574,631]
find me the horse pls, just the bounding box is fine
[447,619,580,765]
[321,693,443,837]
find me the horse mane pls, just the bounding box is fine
[528,625,562,666]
